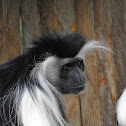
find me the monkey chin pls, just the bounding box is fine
[70,86,85,94]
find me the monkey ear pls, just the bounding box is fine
[76,40,113,59]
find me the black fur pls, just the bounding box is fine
[0,33,86,96]
[0,33,86,125]
[32,33,86,58]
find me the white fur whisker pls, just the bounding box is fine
[14,57,68,126]
[76,40,112,59]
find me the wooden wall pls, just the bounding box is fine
[0,0,126,126]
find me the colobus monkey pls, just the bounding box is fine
[0,33,110,126]
[116,89,126,126]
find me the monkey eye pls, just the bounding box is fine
[77,60,84,71]
[62,65,71,72]
[77,61,82,66]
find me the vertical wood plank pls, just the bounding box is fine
[75,1,104,125]
[93,1,118,125]
[75,0,103,126]
[64,95,82,126]
[111,0,126,96]
[75,0,118,126]
[20,0,43,51]
[0,0,20,63]
[75,0,95,39]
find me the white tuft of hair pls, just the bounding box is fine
[116,89,126,126]
[15,56,68,126]
[19,86,51,126]
[76,40,112,59]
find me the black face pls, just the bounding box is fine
[59,58,85,94]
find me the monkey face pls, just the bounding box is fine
[45,57,85,94]
[60,58,85,94]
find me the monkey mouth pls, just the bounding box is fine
[69,85,85,93]
[69,85,84,94]
[57,85,85,94]
[68,85,84,89]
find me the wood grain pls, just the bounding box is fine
[111,0,126,96]
[75,0,118,125]
[0,0,20,63]
[93,1,118,125]
[75,0,104,125]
